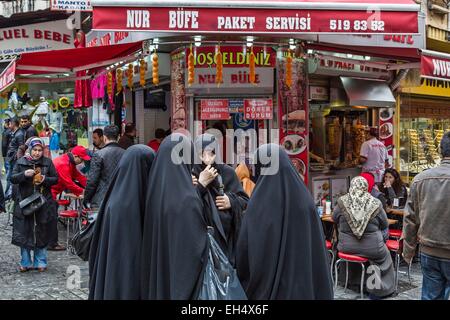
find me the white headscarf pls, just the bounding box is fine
[339,176,381,239]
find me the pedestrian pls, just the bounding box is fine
[140,133,207,299]
[89,145,155,299]
[118,123,137,150]
[2,118,12,173]
[50,145,91,251]
[402,131,450,300]
[84,125,125,209]
[20,115,38,141]
[333,176,395,299]
[5,117,25,199]
[235,144,334,299]
[10,138,58,272]
[146,128,166,152]
[92,128,105,151]
[378,168,408,209]
[192,133,249,266]
[235,162,256,197]
[360,127,389,183]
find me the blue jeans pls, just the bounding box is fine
[5,160,14,198]
[420,253,450,300]
[20,247,48,269]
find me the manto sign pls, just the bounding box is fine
[0,61,16,92]
[421,53,450,82]
[0,20,74,62]
[51,0,92,11]
[93,7,419,34]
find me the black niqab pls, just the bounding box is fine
[88,145,155,300]
[140,133,208,299]
[236,144,334,300]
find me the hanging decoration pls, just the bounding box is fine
[127,63,133,89]
[107,71,113,97]
[58,97,70,109]
[286,50,293,88]
[152,51,159,86]
[249,47,256,84]
[116,68,123,93]
[188,44,195,86]
[215,45,223,86]
[139,59,146,87]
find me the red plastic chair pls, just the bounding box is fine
[386,239,412,293]
[334,252,369,299]
[59,210,80,254]
[389,229,402,239]
[326,240,335,286]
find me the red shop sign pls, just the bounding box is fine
[93,7,418,34]
[244,99,273,120]
[0,61,16,92]
[200,99,230,120]
[421,52,450,82]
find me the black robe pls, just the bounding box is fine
[140,133,208,300]
[192,163,248,266]
[88,145,155,300]
[236,144,334,300]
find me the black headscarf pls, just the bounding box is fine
[140,133,208,300]
[236,144,334,300]
[192,133,249,266]
[88,145,155,300]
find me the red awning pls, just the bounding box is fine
[421,50,450,82]
[14,41,142,75]
[92,0,420,35]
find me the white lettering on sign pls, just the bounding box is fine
[266,14,311,31]
[217,16,256,30]
[169,10,199,29]
[432,59,450,78]
[127,10,150,29]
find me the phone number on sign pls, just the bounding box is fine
[330,19,385,31]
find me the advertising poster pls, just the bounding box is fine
[379,108,394,167]
[278,50,309,183]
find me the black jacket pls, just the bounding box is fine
[84,142,125,207]
[11,156,59,249]
[118,134,135,150]
[2,127,11,158]
[6,128,25,163]
[22,124,38,141]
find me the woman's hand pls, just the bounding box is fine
[192,175,198,186]
[198,165,218,187]
[384,180,391,188]
[24,169,35,177]
[216,194,231,210]
[34,175,45,185]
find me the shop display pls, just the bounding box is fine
[171,49,187,130]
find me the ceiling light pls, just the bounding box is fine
[347,54,353,58]
[194,36,202,47]
[246,36,254,47]
[364,56,371,61]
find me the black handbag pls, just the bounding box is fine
[19,190,46,217]
[70,216,96,261]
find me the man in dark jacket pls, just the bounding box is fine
[20,115,38,140]
[5,117,25,199]
[118,123,136,150]
[84,125,125,208]
[2,118,11,172]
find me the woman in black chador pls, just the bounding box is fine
[140,133,208,299]
[192,133,249,266]
[236,144,334,300]
[89,145,155,300]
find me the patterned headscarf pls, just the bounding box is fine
[25,137,44,162]
[339,176,381,239]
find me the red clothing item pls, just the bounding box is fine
[51,153,87,199]
[147,139,161,152]
[360,172,375,193]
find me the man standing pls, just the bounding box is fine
[92,128,105,151]
[403,132,450,300]
[2,119,11,173]
[84,125,125,208]
[147,128,165,152]
[20,115,38,140]
[360,127,389,183]
[50,146,91,250]
[5,117,25,198]
[118,123,136,150]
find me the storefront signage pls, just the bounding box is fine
[0,20,74,62]
[379,108,394,167]
[200,99,230,120]
[244,99,273,120]
[186,46,276,68]
[229,99,244,114]
[51,0,92,11]
[309,57,391,80]
[0,61,16,92]
[85,30,152,47]
[93,7,418,34]
[309,86,329,101]
[421,53,450,82]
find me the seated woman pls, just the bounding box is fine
[378,168,408,209]
[333,176,395,299]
